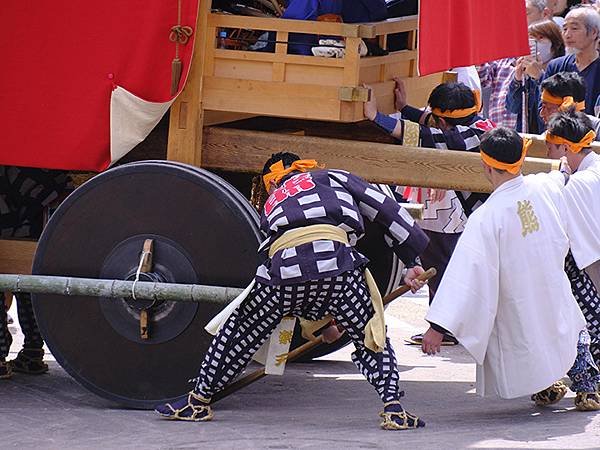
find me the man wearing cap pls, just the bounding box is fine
[156,152,431,430]
[420,127,599,410]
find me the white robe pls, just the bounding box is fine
[426,174,586,399]
[563,152,600,270]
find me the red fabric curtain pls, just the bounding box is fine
[418,0,529,76]
[0,1,198,171]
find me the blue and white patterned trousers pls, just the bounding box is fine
[0,293,44,360]
[567,330,600,393]
[565,252,600,365]
[195,269,402,403]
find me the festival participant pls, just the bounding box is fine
[545,111,600,371]
[421,127,600,410]
[364,80,494,345]
[537,73,600,371]
[156,152,431,430]
[0,166,70,379]
[539,71,600,136]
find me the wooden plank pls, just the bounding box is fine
[359,16,418,38]
[213,49,346,68]
[343,37,361,86]
[167,0,211,166]
[524,133,600,158]
[339,86,370,102]
[273,31,288,82]
[0,240,37,275]
[203,77,344,120]
[202,127,558,193]
[203,111,257,126]
[367,73,444,114]
[359,50,418,68]
[208,13,361,37]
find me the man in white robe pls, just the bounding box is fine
[421,127,600,410]
[546,111,600,372]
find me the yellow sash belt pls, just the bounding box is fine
[270,224,386,353]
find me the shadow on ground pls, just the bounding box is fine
[1,360,598,450]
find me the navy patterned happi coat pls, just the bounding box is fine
[255,169,429,285]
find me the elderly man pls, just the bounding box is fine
[156,152,431,430]
[541,5,600,116]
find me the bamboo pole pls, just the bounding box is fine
[212,267,437,403]
[0,274,243,306]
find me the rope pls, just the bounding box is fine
[131,250,150,301]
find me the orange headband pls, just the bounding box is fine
[431,89,481,119]
[545,130,596,153]
[541,90,586,112]
[480,138,531,174]
[262,159,321,189]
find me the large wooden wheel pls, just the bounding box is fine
[32,162,404,407]
[32,162,262,408]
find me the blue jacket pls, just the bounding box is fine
[505,76,544,134]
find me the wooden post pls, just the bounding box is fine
[167,0,212,166]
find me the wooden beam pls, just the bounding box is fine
[0,240,37,275]
[524,133,600,158]
[208,13,361,37]
[358,16,418,39]
[167,0,211,166]
[202,127,559,193]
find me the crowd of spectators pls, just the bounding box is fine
[478,1,600,134]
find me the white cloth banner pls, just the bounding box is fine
[110,86,174,166]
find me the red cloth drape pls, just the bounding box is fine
[418,0,529,76]
[0,1,199,171]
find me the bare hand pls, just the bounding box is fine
[515,57,527,82]
[428,188,447,203]
[421,327,443,355]
[362,84,378,121]
[393,77,408,111]
[321,323,345,344]
[523,56,543,80]
[404,265,426,293]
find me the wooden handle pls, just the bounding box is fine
[382,267,437,305]
[212,267,437,403]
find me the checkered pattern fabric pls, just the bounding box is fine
[0,299,12,360]
[256,170,428,285]
[567,330,600,393]
[0,166,70,238]
[565,252,600,365]
[477,58,518,129]
[0,166,70,358]
[390,115,492,234]
[418,117,491,228]
[195,269,403,403]
[0,294,44,359]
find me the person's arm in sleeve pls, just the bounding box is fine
[329,171,429,267]
[505,75,525,114]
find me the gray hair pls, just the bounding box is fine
[566,5,600,38]
[526,0,547,12]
